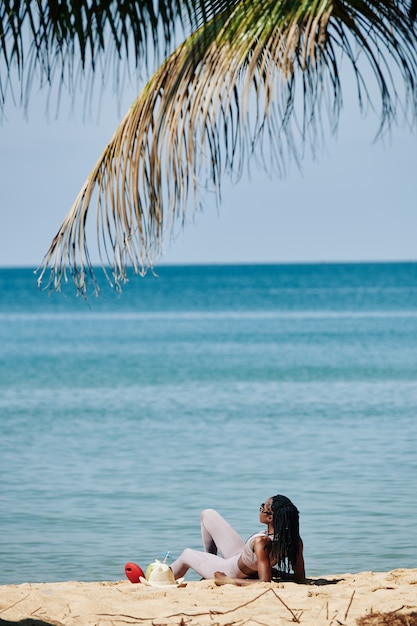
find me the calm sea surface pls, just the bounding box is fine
[1,263,416,584]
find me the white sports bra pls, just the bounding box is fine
[239,532,277,570]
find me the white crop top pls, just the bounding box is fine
[239,532,277,571]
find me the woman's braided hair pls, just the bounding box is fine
[270,495,300,573]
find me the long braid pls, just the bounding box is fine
[270,495,300,573]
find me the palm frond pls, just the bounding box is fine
[0,0,237,113]
[36,0,417,294]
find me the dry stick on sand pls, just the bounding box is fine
[271,589,301,623]
[329,590,356,626]
[99,587,301,624]
[166,587,301,623]
[0,594,31,614]
[343,590,356,621]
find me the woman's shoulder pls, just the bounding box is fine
[246,531,270,547]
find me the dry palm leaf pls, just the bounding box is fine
[37,0,417,294]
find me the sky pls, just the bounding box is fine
[1,55,416,269]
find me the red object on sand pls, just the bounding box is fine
[125,562,145,583]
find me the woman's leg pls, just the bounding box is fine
[171,548,244,580]
[200,509,245,557]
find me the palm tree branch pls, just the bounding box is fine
[35,0,417,294]
[0,0,244,114]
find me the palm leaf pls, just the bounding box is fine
[0,0,239,112]
[36,0,417,294]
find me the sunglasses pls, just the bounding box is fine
[259,503,273,515]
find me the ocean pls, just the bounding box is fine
[1,262,416,584]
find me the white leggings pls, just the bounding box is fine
[171,509,247,579]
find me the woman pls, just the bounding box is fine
[170,494,305,582]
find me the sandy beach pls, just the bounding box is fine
[0,569,416,626]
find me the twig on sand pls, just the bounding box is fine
[386,606,405,615]
[167,588,272,618]
[167,587,300,623]
[270,589,300,623]
[97,587,301,624]
[97,613,156,623]
[0,593,31,614]
[344,591,355,621]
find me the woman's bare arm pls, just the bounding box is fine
[293,538,305,581]
[253,536,272,582]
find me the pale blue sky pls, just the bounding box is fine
[1,63,416,268]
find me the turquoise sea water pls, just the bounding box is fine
[1,262,416,584]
